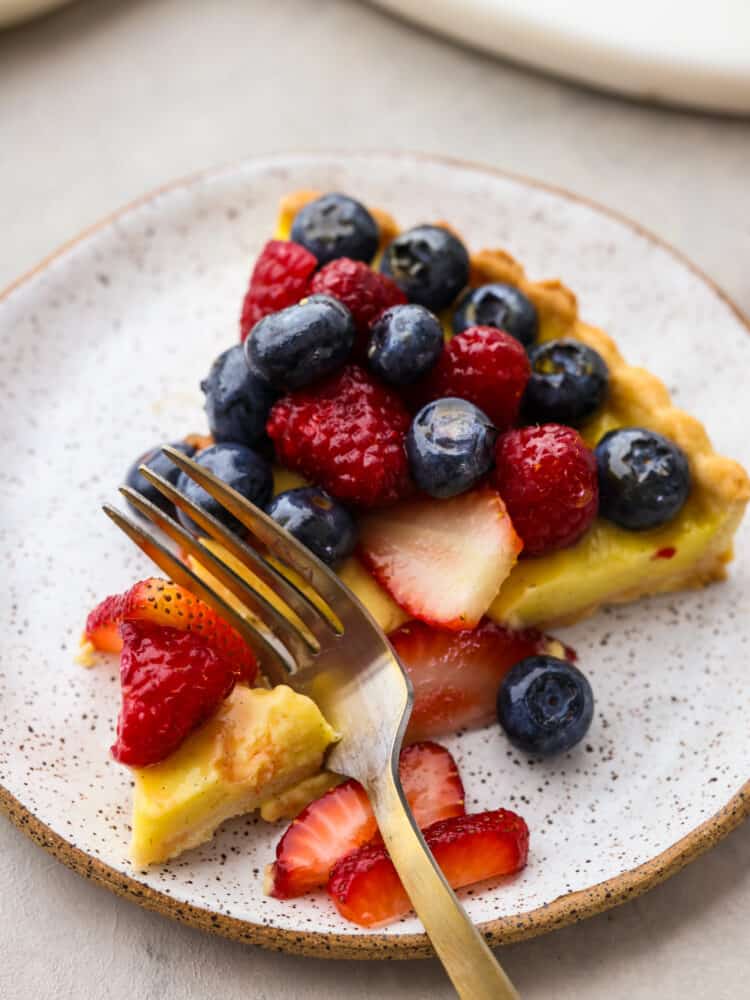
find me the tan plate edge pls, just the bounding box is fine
[1,150,749,959]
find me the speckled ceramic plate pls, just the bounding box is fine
[0,152,748,959]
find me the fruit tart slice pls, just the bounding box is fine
[267,191,748,631]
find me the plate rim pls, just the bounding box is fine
[1,149,748,959]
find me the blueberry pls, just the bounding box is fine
[266,487,357,566]
[290,193,378,265]
[523,339,608,425]
[201,344,277,448]
[452,283,538,349]
[175,442,273,536]
[406,398,497,499]
[595,427,690,530]
[124,439,198,516]
[368,304,444,386]
[245,294,355,391]
[497,655,594,756]
[380,226,469,311]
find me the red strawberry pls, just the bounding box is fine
[328,808,529,927]
[112,620,245,766]
[267,742,464,899]
[358,487,522,630]
[84,578,257,683]
[390,618,568,742]
[267,365,413,507]
[413,326,530,430]
[239,240,317,341]
[310,257,407,357]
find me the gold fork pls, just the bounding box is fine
[104,445,521,1000]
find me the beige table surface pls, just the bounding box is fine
[1,2,749,998]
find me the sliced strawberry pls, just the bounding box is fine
[267,741,464,899]
[113,620,245,766]
[358,487,523,630]
[84,578,257,683]
[391,618,569,742]
[328,808,529,927]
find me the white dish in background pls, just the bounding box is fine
[371,0,750,114]
[0,152,748,957]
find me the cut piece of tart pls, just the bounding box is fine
[273,191,749,629]
[130,684,337,865]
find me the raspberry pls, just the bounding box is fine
[415,326,530,430]
[310,258,406,356]
[493,424,598,556]
[267,365,413,507]
[239,240,317,342]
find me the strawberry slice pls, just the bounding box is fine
[328,808,529,927]
[113,620,247,766]
[84,578,257,683]
[267,741,464,899]
[391,618,570,742]
[358,487,522,630]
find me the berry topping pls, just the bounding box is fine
[84,577,257,681]
[310,257,406,356]
[389,618,569,742]
[267,742,464,899]
[290,193,379,266]
[415,326,530,432]
[524,339,608,426]
[493,424,598,556]
[359,487,522,630]
[497,655,594,756]
[245,294,355,391]
[380,225,470,311]
[201,345,277,447]
[453,283,538,348]
[406,398,497,499]
[367,304,444,386]
[112,620,247,767]
[124,439,198,517]
[266,487,357,566]
[239,239,317,342]
[175,442,273,536]
[595,427,691,530]
[267,365,412,507]
[328,808,529,927]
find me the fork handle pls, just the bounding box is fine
[368,769,520,1000]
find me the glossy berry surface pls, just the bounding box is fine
[125,439,197,516]
[175,442,273,536]
[201,344,277,447]
[493,424,599,556]
[415,326,530,431]
[240,239,317,341]
[368,304,444,386]
[380,225,469,311]
[245,294,355,391]
[267,365,412,507]
[406,398,497,499]
[290,193,379,265]
[595,427,691,530]
[524,339,608,425]
[266,487,358,566]
[497,655,594,756]
[453,283,538,348]
[112,620,244,767]
[309,257,406,357]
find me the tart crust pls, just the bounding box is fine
[276,192,749,627]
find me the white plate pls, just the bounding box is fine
[0,152,747,958]
[371,1,750,114]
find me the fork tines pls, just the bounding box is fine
[104,446,346,684]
